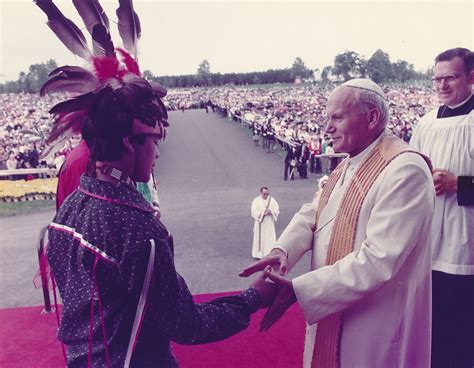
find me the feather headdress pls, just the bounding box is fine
[35,0,168,158]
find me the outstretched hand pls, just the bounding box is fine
[239,248,288,277]
[250,266,276,308]
[260,268,297,332]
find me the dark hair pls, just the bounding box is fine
[82,80,167,161]
[260,186,269,193]
[435,47,474,72]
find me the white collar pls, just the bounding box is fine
[347,131,385,169]
[447,93,472,109]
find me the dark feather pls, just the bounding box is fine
[116,0,141,57]
[72,0,109,35]
[156,98,168,121]
[42,86,113,157]
[121,73,149,87]
[40,136,67,160]
[91,24,115,57]
[41,110,87,158]
[41,66,99,96]
[49,91,99,115]
[150,81,168,98]
[48,65,94,78]
[35,0,92,60]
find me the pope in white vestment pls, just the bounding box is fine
[275,135,434,368]
[251,189,279,259]
[242,80,435,368]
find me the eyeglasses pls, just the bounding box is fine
[431,72,467,85]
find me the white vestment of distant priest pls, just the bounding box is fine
[251,196,279,258]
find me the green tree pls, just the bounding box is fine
[290,57,313,80]
[333,51,366,81]
[197,59,212,86]
[367,49,392,83]
[25,59,58,92]
[142,70,155,81]
[321,66,333,82]
[391,60,418,82]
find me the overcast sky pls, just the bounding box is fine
[0,0,472,83]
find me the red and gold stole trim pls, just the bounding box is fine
[311,135,431,368]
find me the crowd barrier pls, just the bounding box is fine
[0,168,58,178]
[314,153,347,159]
[224,110,299,149]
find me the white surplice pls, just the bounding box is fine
[275,136,435,368]
[410,106,474,275]
[251,195,279,258]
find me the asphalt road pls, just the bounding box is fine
[0,110,319,308]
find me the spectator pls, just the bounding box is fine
[410,47,474,368]
[251,186,280,259]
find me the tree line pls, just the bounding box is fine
[0,49,429,93]
[327,49,428,83]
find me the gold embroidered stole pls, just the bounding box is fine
[311,135,431,368]
[258,197,272,252]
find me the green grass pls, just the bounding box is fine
[0,200,55,217]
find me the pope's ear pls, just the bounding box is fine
[122,136,134,153]
[367,108,382,130]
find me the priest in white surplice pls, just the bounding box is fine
[241,79,435,368]
[410,47,474,368]
[251,187,280,259]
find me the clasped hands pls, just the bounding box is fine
[432,168,457,196]
[240,249,297,331]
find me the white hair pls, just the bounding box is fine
[354,88,389,127]
[341,78,389,127]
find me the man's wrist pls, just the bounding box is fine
[271,246,288,257]
[447,175,458,192]
[241,288,261,314]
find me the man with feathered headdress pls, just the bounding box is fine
[37,1,276,366]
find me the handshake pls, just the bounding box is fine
[239,248,297,331]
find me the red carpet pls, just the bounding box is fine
[0,292,305,367]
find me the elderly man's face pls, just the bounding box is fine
[325,87,373,157]
[433,57,473,107]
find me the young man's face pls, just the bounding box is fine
[131,119,163,182]
[433,56,473,106]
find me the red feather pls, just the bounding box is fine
[116,48,140,76]
[93,56,120,81]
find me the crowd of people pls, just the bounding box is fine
[0,84,438,175]
[4,4,474,365]
[0,93,62,171]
